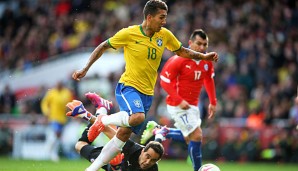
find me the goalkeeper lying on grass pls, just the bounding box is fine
[66,92,165,171]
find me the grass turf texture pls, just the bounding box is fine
[0,157,297,171]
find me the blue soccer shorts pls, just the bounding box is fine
[115,83,153,134]
[50,121,64,135]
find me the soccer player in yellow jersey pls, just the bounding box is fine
[71,1,218,170]
[41,81,73,161]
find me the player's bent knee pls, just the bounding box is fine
[129,112,145,126]
[75,141,88,153]
[189,127,202,141]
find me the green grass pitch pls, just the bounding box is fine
[0,157,297,171]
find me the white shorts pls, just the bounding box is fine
[167,105,201,137]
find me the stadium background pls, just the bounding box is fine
[0,0,298,170]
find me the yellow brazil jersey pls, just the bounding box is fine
[41,88,73,124]
[108,25,182,95]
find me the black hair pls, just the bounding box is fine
[143,0,168,19]
[190,29,208,41]
[143,141,164,160]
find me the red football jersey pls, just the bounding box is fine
[160,55,217,106]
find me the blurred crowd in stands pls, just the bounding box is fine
[1,0,298,163]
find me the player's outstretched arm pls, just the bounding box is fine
[66,100,117,140]
[72,40,112,81]
[175,46,218,62]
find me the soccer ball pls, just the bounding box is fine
[198,163,220,171]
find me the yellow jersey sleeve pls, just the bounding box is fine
[108,28,130,49]
[163,28,182,52]
[41,91,51,116]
